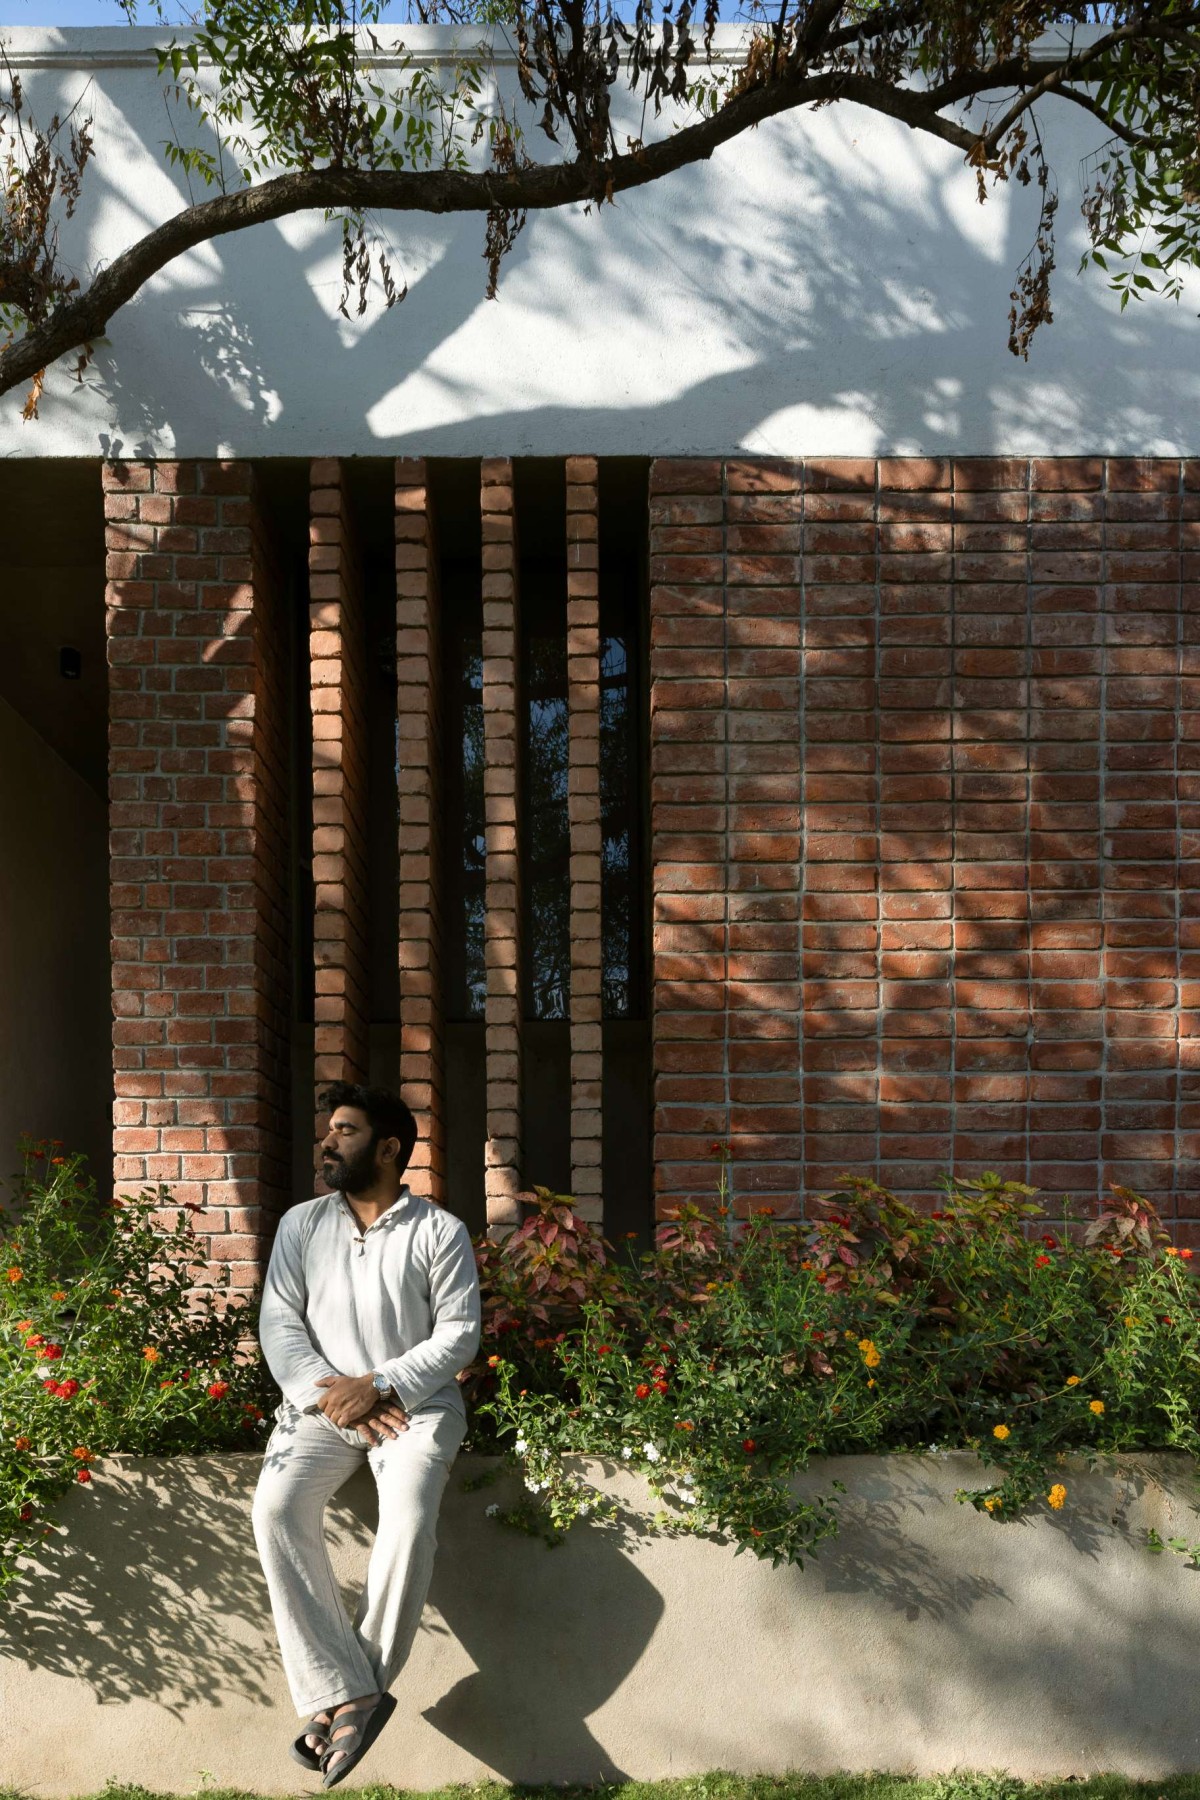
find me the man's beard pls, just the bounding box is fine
[322,1140,378,1196]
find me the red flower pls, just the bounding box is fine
[76,1468,91,1484]
[37,1344,62,1361]
[1163,1316,1174,1326]
[56,1378,80,1398]
[14,1435,30,1451]
[635,1383,651,1399]
[674,1419,694,1431]
[19,1504,33,1523]
[1182,1249,1194,1261]
[1107,1246,1124,1259]
[930,1211,944,1220]
[596,1345,612,1356]
[1042,1235,1058,1248]
[1036,1255,1052,1268]
[742,1439,757,1453]
[23,1334,44,1348]
[750,1527,763,1538]
[654,1380,669,1395]
[207,1381,229,1400]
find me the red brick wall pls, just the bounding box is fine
[105,460,291,1287]
[395,459,447,1203]
[650,455,1200,1227]
[309,460,370,1169]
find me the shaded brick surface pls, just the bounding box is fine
[105,460,290,1285]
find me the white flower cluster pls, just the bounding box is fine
[514,1437,528,1454]
[643,1442,661,1462]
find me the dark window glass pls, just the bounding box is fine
[443,563,486,1022]
[525,630,570,1019]
[600,632,631,1017]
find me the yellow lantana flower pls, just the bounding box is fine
[1047,1484,1067,1510]
[1065,1375,1081,1386]
[1089,1400,1105,1415]
[141,1346,160,1363]
[984,1496,1001,1513]
[858,1338,882,1369]
[993,1424,1010,1441]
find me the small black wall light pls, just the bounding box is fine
[59,646,82,680]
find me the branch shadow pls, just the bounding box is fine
[9,64,1195,457]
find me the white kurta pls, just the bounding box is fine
[256,1187,482,1420]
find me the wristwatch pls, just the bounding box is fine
[371,1371,393,1398]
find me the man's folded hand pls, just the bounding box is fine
[354,1397,411,1444]
[314,1372,378,1427]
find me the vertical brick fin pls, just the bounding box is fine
[876,458,953,1193]
[725,459,803,1214]
[566,456,604,1220]
[800,458,879,1199]
[481,456,523,1230]
[395,459,446,1204]
[309,459,371,1173]
[1028,457,1105,1200]
[648,457,727,1216]
[1102,457,1184,1210]
[104,459,291,1290]
[1181,459,1200,1232]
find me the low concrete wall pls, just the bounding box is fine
[5,1450,1200,1790]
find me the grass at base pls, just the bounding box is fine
[5,1774,1200,1800]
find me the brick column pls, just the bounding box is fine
[877,459,953,1193]
[1028,457,1105,1199]
[649,458,727,1215]
[105,460,290,1288]
[309,460,370,1169]
[395,459,446,1204]
[481,457,523,1231]
[800,460,880,1195]
[1101,457,1184,1208]
[724,460,802,1212]
[566,456,604,1221]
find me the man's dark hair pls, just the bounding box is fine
[320,1082,418,1175]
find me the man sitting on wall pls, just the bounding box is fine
[253,1082,481,1789]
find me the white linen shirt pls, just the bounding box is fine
[257,1187,482,1422]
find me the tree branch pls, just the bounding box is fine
[978,13,1200,155]
[2,7,1184,406]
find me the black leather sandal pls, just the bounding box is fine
[289,1709,332,1770]
[319,1692,397,1790]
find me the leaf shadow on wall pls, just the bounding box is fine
[4,1452,294,1713]
[55,99,1200,460]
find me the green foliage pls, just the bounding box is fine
[0,1139,274,1594]
[10,1772,1200,1800]
[470,1173,1200,1567]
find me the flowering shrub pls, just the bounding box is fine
[469,1174,1200,1567]
[1,1140,273,1592]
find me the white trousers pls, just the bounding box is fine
[252,1400,466,1716]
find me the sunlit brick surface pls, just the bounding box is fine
[650,456,1200,1229]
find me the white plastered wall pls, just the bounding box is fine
[0,25,1197,460]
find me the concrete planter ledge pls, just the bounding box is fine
[5,1450,1200,1790]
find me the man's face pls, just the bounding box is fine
[320,1107,391,1196]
